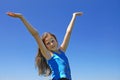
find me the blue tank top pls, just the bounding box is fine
[47,50,71,80]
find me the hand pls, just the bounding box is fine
[6,12,22,18]
[73,12,83,16]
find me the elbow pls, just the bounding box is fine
[66,29,72,34]
[32,31,39,37]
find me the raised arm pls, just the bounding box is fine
[60,12,83,52]
[6,12,51,60]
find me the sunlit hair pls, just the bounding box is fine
[35,32,58,76]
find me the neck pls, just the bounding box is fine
[51,48,60,53]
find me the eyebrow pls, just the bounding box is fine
[45,37,54,42]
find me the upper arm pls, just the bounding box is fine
[33,33,51,60]
[60,31,71,52]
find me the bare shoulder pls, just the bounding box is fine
[46,51,54,60]
[59,47,66,53]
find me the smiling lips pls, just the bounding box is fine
[51,46,55,49]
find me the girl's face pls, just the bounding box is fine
[44,35,58,51]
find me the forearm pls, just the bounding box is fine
[19,16,51,59]
[20,16,38,36]
[66,15,76,33]
[60,15,76,51]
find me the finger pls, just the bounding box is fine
[6,12,15,16]
[76,12,83,16]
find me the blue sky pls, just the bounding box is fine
[0,0,120,80]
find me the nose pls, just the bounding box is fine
[50,42,53,45]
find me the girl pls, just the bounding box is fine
[7,11,83,80]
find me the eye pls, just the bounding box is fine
[46,42,50,45]
[51,40,55,43]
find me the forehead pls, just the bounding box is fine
[45,35,55,41]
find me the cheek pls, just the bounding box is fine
[44,43,49,49]
[55,41,58,46]
[45,45,49,48]
[45,45,51,50]
[55,43,58,46]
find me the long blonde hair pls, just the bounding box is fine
[35,32,57,76]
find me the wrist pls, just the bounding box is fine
[19,15,24,19]
[73,14,76,17]
[72,14,76,20]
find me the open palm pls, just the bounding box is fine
[6,12,22,18]
[73,12,83,16]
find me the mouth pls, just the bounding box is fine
[51,46,55,48]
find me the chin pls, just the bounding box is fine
[51,49,57,52]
